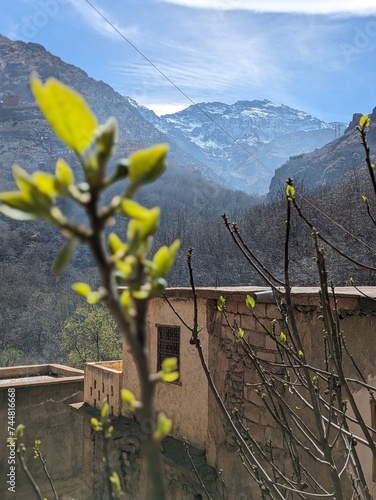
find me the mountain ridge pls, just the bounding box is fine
[0,33,355,200]
[267,108,376,200]
[132,98,345,194]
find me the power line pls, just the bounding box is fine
[82,0,376,254]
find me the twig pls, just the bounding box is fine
[183,440,213,500]
[17,452,44,500]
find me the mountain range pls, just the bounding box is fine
[0,34,254,217]
[0,33,372,203]
[132,99,344,194]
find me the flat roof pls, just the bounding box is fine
[163,286,376,297]
[0,364,84,388]
[0,375,56,385]
[159,286,376,309]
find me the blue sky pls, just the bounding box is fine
[1,0,376,122]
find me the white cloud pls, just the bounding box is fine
[160,0,376,15]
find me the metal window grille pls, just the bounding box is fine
[157,326,180,378]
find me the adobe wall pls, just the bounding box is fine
[123,295,209,451]
[84,361,123,416]
[0,365,84,500]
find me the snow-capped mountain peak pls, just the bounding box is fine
[130,98,344,194]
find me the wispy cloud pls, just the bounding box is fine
[160,0,376,15]
[66,0,139,41]
[112,13,288,109]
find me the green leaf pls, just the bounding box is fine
[161,372,179,383]
[15,424,25,441]
[286,184,295,200]
[86,292,101,305]
[56,158,74,187]
[359,114,370,128]
[120,289,136,317]
[10,166,54,213]
[116,255,137,279]
[127,207,160,241]
[279,331,287,343]
[120,199,152,220]
[30,73,98,153]
[217,295,226,312]
[72,282,92,297]
[101,401,109,419]
[90,417,102,431]
[94,117,118,167]
[298,350,304,358]
[13,165,34,196]
[238,328,244,339]
[121,389,135,404]
[128,144,168,185]
[109,472,122,495]
[132,289,149,300]
[108,232,126,256]
[153,246,169,271]
[0,192,37,214]
[0,204,38,220]
[53,239,77,276]
[162,357,178,373]
[33,172,60,197]
[152,240,180,277]
[156,413,172,439]
[246,295,255,310]
[121,389,140,411]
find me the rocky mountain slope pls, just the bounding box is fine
[0,35,164,186]
[134,99,343,194]
[267,110,376,200]
[0,34,255,215]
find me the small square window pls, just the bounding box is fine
[157,325,180,382]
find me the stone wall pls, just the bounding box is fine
[79,404,220,500]
[203,287,376,498]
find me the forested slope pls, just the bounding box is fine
[2,153,375,367]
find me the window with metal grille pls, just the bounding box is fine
[157,325,180,381]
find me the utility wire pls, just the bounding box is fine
[83,0,376,254]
